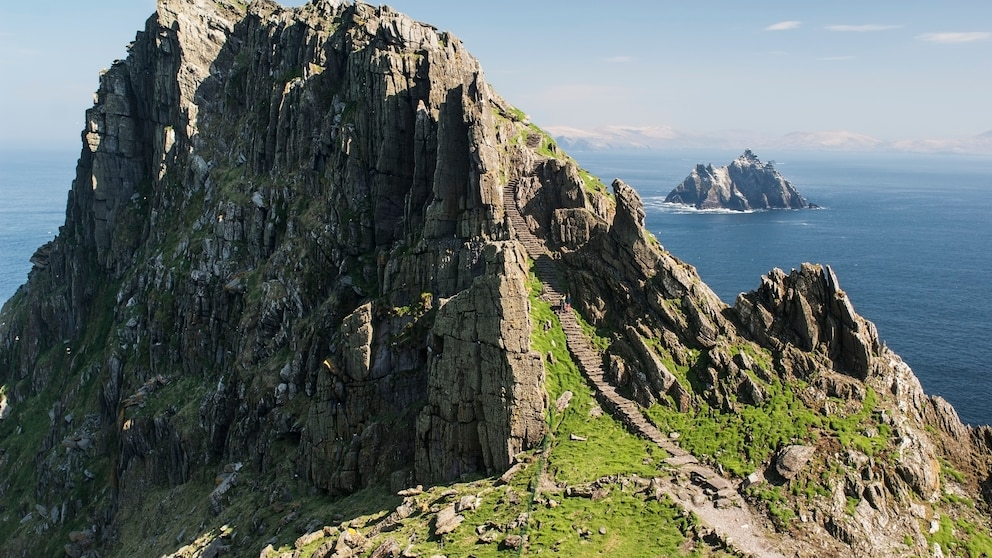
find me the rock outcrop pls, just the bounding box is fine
[0,2,989,557]
[665,149,810,210]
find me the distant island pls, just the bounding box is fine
[665,149,812,210]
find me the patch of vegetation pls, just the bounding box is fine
[940,459,967,484]
[643,336,696,384]
[844,495,860,516]
[0,379,61,545]
[824,388,889,456]
[578,168,608,196]
[646,378,820,477]
[527,490,728,557]
[727,342,774,372]
[393,292,433,318]
[529,293,661,484]
[746,484,795,528]
[646,362,890,480]
[926,513,992,558]
[209,164,252,206]
[217,0,247,12]
[0,360,116,555]
[127,374,210,431]
[113,464,402,557]
[534,130,560,159]
[505,104,528,123]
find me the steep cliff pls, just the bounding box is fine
[665,149,811,210]
[0,2,989,557]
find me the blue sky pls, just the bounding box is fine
[1,0,989,151]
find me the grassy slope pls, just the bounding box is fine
[109,269,738,557]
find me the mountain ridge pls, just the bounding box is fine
[0,1,989,557]
[548,125,992,155]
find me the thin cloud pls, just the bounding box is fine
[826,24,902,32]
[918,32,992,43]
[765,21,801,31]
[603,56,631,63]
[817,56,856,61]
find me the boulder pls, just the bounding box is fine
[502,534,524,550]
[455,495,481,512]
[775,445,816,480]
[370,539,401,558]
[434,505,465,536]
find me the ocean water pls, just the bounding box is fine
[574,149,992,427]
[0,150,75,306]
[1,149,991,426]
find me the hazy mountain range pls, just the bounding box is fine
[546,125,992,154]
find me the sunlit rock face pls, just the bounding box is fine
[666,149,810,210]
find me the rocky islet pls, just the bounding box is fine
[665,149,812,211]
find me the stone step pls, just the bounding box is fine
[508,180,744,515]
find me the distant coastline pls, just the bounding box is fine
[548,126,992,156]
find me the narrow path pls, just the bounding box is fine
[504,181,789,558]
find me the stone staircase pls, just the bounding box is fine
[503,181,788,558]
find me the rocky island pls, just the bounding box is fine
[665,149,812,210]
[0,1,989,557]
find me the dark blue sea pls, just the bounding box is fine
[574,149,992,427]
[1,149,991,426]
[0,150,75,305]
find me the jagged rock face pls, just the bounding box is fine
[0,0,550,546]
[735,263,880,379]
[415,243,546,481]
[665,149,810,210]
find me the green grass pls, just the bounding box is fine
[645,362,890,479]
[516,269,745,555]
[727,343,774,372]
[927,514,992,558]
[746,484,795,527]
[578,168,609,197]
[571,310,612,354]
[845,496,860,516]
[645,379,820,477]
[506,105,528,123]
[529,284,661,483]
[527,490,731,557]
[940,459,967,484]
